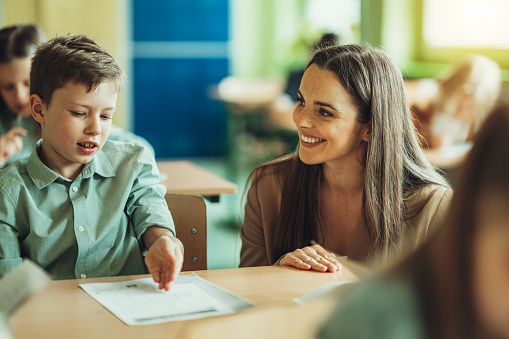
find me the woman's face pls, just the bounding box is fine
[293,64,369,168]
[473,193,509,338]
[0,57,31,117]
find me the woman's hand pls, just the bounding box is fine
[278,244,342,272]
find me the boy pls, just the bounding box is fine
[0,35,182,290]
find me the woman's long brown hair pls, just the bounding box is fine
[248,44,449,262]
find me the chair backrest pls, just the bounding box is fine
[164,194,207,271]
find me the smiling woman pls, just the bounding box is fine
[239,44,452,271]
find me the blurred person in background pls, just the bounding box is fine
[0,24,44,167]
[411,55,501,149]
[319,105,509,339]
[240,44,451,272]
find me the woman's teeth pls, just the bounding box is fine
[301,135,324,143]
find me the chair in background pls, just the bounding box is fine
[164,194,207,271]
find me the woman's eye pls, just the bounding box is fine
[101,115,112,120]
[297,97,305,107]
[319,108,333,117]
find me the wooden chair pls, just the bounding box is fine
[164,194,207,271]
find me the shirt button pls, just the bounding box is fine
[81,274,87,279]
[78,226,84,232]
[72,187,78,192]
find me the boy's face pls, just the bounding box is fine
[30,80,118,179]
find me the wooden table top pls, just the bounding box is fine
[157,160,237,197]
[10,265,360,339]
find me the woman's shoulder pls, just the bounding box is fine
[405,184,452,219]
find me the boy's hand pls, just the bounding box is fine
[143,227,184,291]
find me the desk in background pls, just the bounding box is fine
[157,160,237,202]
[11,265,360,339]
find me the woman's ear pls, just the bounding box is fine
[30,94,45,123]
[362,122,371,142]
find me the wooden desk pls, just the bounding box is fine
[157,160,237,202]
[10,266,360,339]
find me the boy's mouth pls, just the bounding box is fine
[77,142,98,149]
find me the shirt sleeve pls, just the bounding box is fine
[0,186,22,278]
[239,171,271,267]
[125,148,175,243]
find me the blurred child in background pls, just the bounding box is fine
[412,55,501,148]
[0,24,44,167]
[319,105,509,339]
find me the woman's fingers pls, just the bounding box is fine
[282,245,342,272]
[312,246,342,271]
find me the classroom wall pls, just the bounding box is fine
[0,0,131,129]
[361,0,509,80]
[229,0,307,79]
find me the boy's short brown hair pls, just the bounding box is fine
[30,34,126,105]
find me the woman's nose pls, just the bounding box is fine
[293,106,312,128]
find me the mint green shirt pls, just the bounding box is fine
[0,140,174,280]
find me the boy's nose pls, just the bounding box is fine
[85,117,101,135]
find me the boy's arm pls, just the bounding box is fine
[142,226,184,291]
[0,187,23,278]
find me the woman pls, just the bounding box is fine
[319,105,509,339]
[0,24,44,167]
[240,44,451,270]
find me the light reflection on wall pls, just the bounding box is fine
[424,0,509,49]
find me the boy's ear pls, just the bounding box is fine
[362,122,371,142]
[30,94,46,123]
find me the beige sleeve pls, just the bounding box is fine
[427,187,453,236]
[239,175,271,267]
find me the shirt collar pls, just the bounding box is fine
[27,140,116,189]
[79,148,116,180]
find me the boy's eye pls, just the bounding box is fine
[71,111,85,116]
[101,115,112,120]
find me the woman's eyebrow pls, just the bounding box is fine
[314,101,339,112]
[297,90,339,112]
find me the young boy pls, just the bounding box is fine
[0,35,183,290]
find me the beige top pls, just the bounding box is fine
[240,164,452,267]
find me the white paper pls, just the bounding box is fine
[0,259,51,315]
[293,281,354,305]
[80,273,253,325]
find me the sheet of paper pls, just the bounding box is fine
[80,273,254,325]
[294,281,354,305]
[0,259,52,315]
